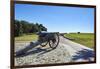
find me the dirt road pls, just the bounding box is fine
[15,36,95,66]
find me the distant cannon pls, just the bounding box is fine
[37,31,60,49]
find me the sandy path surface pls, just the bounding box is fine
[15,36,94,66]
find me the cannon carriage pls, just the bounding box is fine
[37,31,60,49]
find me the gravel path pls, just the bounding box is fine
[15,36,95,66]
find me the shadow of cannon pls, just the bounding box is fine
[15,32,60,57]
[15,41,53,57]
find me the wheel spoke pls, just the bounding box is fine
[49,33,59,49]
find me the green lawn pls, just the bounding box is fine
[15,34,38,43]
[64,33,94,48]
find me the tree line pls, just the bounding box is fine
[14,20,47,37]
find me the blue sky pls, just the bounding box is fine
[15,4,94,33]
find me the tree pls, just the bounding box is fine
[38,24,47,31]
[14,20,47,37]
[14,20,23,36]
[77,32,80,34]
[21,20,30,33]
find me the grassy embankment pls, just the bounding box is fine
[15,34,38,43]
[64,33,94,48]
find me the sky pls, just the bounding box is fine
[15,4,94,33]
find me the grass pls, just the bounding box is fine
[64,33,94,48]
[15,34,38,43]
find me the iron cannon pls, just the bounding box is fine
[37,31,60,49]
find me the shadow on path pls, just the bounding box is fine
[15,41,53,58]
[72,49,94,61]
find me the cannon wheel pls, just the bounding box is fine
[49,33,59,49]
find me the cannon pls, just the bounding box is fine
[15,31,60,56]
[37,31,60,49]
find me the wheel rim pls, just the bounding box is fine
[49,33,59,49]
